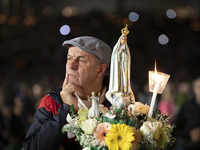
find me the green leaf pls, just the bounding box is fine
[127,118,136,127]
[69,104,77,117]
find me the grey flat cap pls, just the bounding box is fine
[62,36,111,67]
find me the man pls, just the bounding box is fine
[173,77,200,150]
[23,36,112,150]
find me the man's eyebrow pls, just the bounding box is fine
[67,54,86,58]
[78,56,86,58]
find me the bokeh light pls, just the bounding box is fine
[128,12,139,22]
[60,25,70,35]
[0,14,7,24]
[190,21,200,31]
[23,15,37,26]
[104,13,120,24]
[8,16,21,25]
[158,34,169,45]
[122,18,133,27]
[43,6,52,16]
[166,9,176,19]
[62,6,77,18]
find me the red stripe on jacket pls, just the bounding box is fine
[38,95,61,116]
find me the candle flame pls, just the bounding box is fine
[154,60,162,83]
[155,60,157,74]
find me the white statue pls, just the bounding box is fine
[106,25,135,108]
[88,92,100,118]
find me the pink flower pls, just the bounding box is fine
[93,122,112,146]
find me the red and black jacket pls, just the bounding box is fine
[23,88,111,150]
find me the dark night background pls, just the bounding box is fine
[0,0,200,149]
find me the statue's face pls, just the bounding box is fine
[92,92,95,96]
[120,36,127,44]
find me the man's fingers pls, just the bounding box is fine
[64,83,83,97]
[62,73,69,89]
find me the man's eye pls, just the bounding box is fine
[79,59,86,63]
[67,57,72,60]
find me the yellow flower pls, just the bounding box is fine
[76,108,88,126]
[105,123,135,150]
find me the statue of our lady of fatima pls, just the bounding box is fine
[106,25,135,108]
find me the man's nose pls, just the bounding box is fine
[67,59,78,70]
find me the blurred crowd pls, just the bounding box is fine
[0,10,200,150]
[0,75,63,150]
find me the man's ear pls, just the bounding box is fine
[96,63,106,78]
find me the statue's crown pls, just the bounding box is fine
[121,24,129,36]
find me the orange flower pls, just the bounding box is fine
[131,127,142,150]
[93,122,112,146]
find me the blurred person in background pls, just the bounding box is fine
[173,77,200,150]
[175,81,191,110]
[32,83,44,109]
[158,82,177,123]
[13,96,34,134]
[0,82,25,150]
[0,101,23,150]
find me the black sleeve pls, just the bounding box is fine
[23,103,70,150]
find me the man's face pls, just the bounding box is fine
[66,46,99,91]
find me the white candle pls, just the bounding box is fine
[148,83,159,117]
[148,61,170,118]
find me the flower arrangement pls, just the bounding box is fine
[62,101,175,150]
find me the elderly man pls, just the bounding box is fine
[23,36,112,150]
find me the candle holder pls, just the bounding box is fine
[148,71,170,117]
[149,71,170,94]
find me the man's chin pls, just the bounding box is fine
[68,76,79,84]
[68,80,81,86]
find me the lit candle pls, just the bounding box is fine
[148,62,170,117]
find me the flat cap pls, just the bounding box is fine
[62,36,111,67]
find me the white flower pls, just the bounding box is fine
[140,121,170,148]
[64,113,76,138]
[66,113,76,125]
[81,118,98,134]
[82,147,91,150]
[62,124,76,139]
[80,133,100,147]
[128,102,149,115]
[140,121,162,135]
